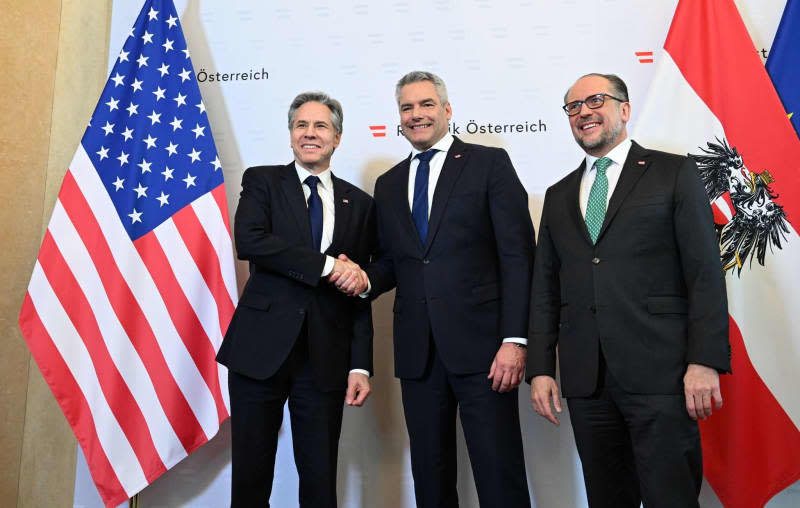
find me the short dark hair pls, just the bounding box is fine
[288,91,343,135]
[564,73,629,103]
[395,71,449,106]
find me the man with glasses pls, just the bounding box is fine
[527,73,730,507]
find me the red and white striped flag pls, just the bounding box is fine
[17,1,236,506]
[633,0,800,506]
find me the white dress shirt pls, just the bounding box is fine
[406,134,527,347]
[295,162,336,275]
[579,137,633,218]
[407,133,454,214]
[295,162,369,377]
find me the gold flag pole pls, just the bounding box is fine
[129,493,139,507]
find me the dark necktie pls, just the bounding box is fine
[412,149,437,242]
[304,175,323,251]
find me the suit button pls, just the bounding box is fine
[423,259,430,264]
[590,305,596,314]
[591,257,600,265]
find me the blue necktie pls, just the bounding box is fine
[412,149,437,242]
[305,175,323,251]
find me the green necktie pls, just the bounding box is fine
[585,157,612,244]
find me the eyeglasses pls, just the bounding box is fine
[562,93,626,116]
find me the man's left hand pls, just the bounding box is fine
[684,363,723,420]
[345,372,371,406]
[488,343,526,393]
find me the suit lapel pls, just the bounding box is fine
[424,137,469,255]
[279,162,313,247]
[596,141,652,242]
[327,173,352,255]
[567,161,593,245]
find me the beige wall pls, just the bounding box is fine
[0,1,111,506]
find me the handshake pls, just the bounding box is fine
[328,254,369,296]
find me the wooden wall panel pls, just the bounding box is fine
[0,0,111,506]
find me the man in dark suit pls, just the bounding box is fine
[528,73,731,508]
[338,71,534,507]
[216,91,375,507]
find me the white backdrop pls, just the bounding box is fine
[72,1,799,506]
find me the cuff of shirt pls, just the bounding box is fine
[321,255,335,277]
[358,278,372,298]
[349,369,371,377]
[503,337,528,346]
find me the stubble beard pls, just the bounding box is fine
[576,119,623,154]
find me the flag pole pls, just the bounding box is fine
[129,493,139,507]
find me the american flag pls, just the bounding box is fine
[17,1,236,506]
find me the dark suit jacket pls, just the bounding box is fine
[217,163,376,391]
[527,141,730,397]
[366,137,535,379]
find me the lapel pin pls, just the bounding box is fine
[637,160,646,165]
[342,198,349,204]
[454,154,462,159]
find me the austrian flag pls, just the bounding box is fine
[634,0,800,506]
[17,0,236,506]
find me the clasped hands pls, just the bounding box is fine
[328,254,369,296]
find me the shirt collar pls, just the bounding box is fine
[585,137,632,172]
[295,161,333,190]
[410,133,454,159]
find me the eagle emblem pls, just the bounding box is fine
[689,138,789,276]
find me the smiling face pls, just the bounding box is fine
[566,75,630,157]
[398,80,452,151]
[290,101,341,172]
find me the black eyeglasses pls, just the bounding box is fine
[562,93,626,116]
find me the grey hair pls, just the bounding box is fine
[564,73,630,104]
[395,71,449,106]
[287,91,343,135]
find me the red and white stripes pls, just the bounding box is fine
[633,1,800,506]
[20,144,236,506]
